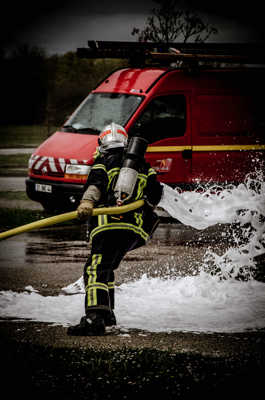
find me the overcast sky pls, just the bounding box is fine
[2,1,265,55]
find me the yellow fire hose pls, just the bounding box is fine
[0,200,144,241]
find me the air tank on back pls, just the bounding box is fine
[114,136,149,205]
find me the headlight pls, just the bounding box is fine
[65,164,91,180]
[65,164,90,175]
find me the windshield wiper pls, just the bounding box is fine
[75,127,100,134]
[63,124,77,132]
[63,125,100,134]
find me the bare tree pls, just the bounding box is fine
[131,0,218,43]
[179,9,218,43]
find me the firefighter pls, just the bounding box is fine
[67,122,163,336]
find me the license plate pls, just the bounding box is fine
[35,183,52,193]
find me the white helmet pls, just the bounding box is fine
[98,122,128,152]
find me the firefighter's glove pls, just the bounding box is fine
[77,200,94,221]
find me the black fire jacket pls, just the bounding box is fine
[83,147,163,242]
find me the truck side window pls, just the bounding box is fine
[131,95,186,143]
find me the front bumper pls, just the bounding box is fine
[26,177,85,210]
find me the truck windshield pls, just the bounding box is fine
[63,93,143,134]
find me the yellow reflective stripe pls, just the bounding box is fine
[107,167,120,190]
[108,281,115,290]
[91,222,149,241]
[98,214,108,226]
[146,144,265,152]
[148,167,156,176]
[108,167,120,177]
[86,254,102,307]
[138,173,147,181]
[86,254,101,283]
[89,283,109,291]
[93,148,100,160]
[136,174,147,200]
[134,212,143,228]
[91,163,107,171]
[139,213,144,228]
[134,212,140,226]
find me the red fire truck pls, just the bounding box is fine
[26,42,265,212]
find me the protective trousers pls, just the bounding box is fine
[83,227,144,316]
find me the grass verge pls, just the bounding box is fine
[0,168,28,176]
[0,207,79,232]
[0,125,58,148]
[0,208,47,230]
[0,154,30,168]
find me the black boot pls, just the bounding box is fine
[104,310,117,327]
[67,313,105,336]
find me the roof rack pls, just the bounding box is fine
[77,41,265,66]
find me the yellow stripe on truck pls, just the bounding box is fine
[147,146,191,152]
[146,144,265,152]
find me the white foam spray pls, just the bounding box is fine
[159,172,265,280]
[1,172,265,333]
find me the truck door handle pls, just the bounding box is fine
[182,149,192,159]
